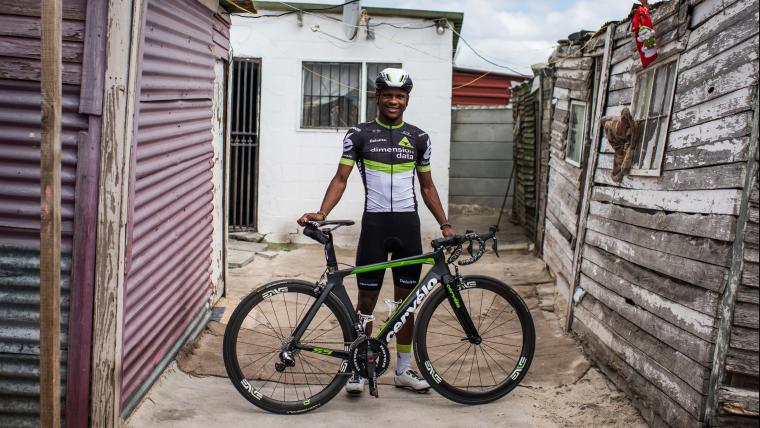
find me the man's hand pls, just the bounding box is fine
[297,212,325,226]
[441,224,456,238]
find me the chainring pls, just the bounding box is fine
[349,336,390,378]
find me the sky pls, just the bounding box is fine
[290,0,636,75]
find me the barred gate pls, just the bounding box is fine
[230,58,260,230]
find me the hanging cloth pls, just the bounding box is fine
[632,4,658,68]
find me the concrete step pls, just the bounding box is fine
[229,231,265,242]
[228,240,268,252]
[227,248,255,269]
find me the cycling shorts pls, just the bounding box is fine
[355,212,422,291]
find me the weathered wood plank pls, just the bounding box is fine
[718,386,760,417]
[745,221,759,245]
[552,86,569,101]
[608,73,633,91]
[730,326,759,352]
[733,302,759,329]
[556,56,594,70]
[726,347,759,376]
[573,317,690,427]
[579,273,714,365]
[579,293,709,393]
[0,0,87,20]
[668,113,753,151]
[545,204,574,243]
[582,257,717,339]
[678,34,759,94]
[589,200,737,242]
[743,260,759,286]
[609,56,634,76]
[736,285,758,305]
[674,61,759,113]
[607,88,633,106]
[544,219,573,274]
[583,243,721,315]
[672,87,755,131]
[587,214,732,266]
[592,186,742,215]
[0,57,81,85]
[555,67,591,81]
[690,0,743,28]
[686,0,759,50]
[596,161,746,191]
[549,156,583,187]
[555,77,588,92]
[548,168,581,209]
[683,12,758,74]
[0,36,83,62]
[585,229,728,291]
[665,138,750,171]
[610,41,634,66]
[0,14,85,41]
[574,302,704,419]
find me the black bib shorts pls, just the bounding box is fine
[355,212,423,291]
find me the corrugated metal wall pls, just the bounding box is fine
[449,107,514,207]
[0,0,88,421]
[451,69,527,106]
[121,0,219,409]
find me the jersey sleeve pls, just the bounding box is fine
[339,127,361,166]
[416,132,432,172]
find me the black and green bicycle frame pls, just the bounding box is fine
[289,232,482,359]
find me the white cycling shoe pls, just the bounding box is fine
[393,369,431,393]
[345,373,365,395]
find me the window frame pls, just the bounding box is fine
[298,61,403,131]
[565,100,588,168]
[628,55,680,177]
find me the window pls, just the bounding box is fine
[300,62,403,129]
[565,101,587,167]
[365,62,402,121]
[301,62,361,128]
[630,57,678,175]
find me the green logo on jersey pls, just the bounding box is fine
[398,137,413,149]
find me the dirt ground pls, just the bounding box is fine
[127,237,645,427]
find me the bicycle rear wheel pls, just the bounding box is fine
[223,280,355,414]
[414,275,535,405]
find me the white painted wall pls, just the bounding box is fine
[231,9,453,246]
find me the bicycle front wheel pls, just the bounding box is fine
[223,280,355,414]
[414,275,535,405]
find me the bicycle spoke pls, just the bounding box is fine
[481,328,522,340]
[438,342,471,377]
[477,294,498,331]
[481,315,517,337]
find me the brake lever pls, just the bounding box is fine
[492,237,500,258]
[465,230,474,257]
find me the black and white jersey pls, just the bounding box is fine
[340,118,432,212]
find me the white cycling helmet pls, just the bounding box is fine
[375,68,413,93]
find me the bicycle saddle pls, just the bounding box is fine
[308,220,355,228]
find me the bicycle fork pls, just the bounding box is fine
[443,269,482,344]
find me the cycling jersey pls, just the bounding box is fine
[340,118,432,212]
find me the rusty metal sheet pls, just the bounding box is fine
[121,0,221,408]
[0,75,85,423]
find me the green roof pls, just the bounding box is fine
[248,1,464,58]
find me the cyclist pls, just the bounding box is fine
[298,68,455,395]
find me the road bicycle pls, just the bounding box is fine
[223,220,535,414]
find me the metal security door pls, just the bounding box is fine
[230,58,260,230]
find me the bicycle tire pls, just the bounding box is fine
[223,280,355,414]
[414,275,535,405]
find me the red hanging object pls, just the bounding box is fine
[632,3,657,68]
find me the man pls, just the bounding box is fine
[297,68,455,394]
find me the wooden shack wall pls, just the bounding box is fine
[570,0,759,426]
[512,81,538,239]
[534,71,554,254]
[540,46,596,303]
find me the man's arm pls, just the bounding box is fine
[418,171,455,237]
[297,164,353,225]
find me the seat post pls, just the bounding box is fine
[324,231,339,271]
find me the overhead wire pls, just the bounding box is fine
[446,23,528,76]
[452,71,491,90]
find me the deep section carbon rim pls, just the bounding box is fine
[415,276,535,404]
[223,282,353,413]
